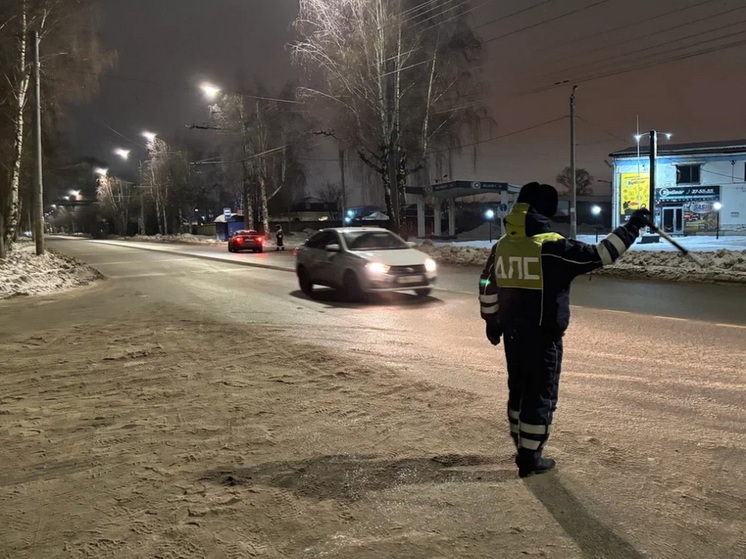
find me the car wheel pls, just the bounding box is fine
[228,245,234,252]
[415,288,431,297]
[343,270,365,302]
[257,247,263,253]
[297,266,313,296]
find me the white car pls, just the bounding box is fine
[295,227,437,300]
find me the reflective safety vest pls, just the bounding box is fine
[492,232,564,290]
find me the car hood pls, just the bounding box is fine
[352,248,431,266]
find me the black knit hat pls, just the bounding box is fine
[517,181,558,218]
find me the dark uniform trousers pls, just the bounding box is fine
[503,326,563,453]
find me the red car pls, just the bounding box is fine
[228,230,264,253]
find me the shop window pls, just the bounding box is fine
[676,165,700,184]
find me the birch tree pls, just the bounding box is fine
[0,0,111,258]
[293,0,489,231]
[209,83,310,234]
[96,171,133,235]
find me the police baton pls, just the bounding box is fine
[643,217,705,267]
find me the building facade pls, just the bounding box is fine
[610,139,746,235]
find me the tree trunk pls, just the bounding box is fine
[241,172,253,230]
[258,175,270,235]
[4,5,30,252]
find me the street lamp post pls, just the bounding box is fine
[591,204,602,242]
[634,130,672,233]
[485,208,495,243]
[713,201,722,239]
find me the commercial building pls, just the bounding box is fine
[609,139,746,235]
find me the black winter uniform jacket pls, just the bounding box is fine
[479,203,641,333]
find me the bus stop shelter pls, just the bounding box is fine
[406,180,522,238]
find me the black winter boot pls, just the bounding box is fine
[517,449,556,478]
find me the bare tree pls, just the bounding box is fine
[318,181,342,206]
[96,171,133,235]
[556,167,594,196]
[293,0,490,232]
[209,83,310,234]
[0,0,112,258]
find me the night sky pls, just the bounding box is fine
[70,0,746,200]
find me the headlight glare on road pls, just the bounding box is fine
[365,261,390,275]
[424,258,437,273]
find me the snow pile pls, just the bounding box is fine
[0,242,102,300]
[418,238,746,284]
[120,234,225,245]
[118,232,307,249]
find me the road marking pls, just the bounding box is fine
[716,323,746,329]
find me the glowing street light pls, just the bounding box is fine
[484,208,496,242]
[713,201,723,240]
[633,130,673,232]
[591,205,602,216]
[200,82,222,100]
[69,189,81,198]
[114,148,130,160]
[94,167,108,176]
[142,131,156,142]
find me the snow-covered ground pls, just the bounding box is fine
[0,240,102,300]
[421,235,746,284]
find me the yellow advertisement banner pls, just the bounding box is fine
[620,173,650,217]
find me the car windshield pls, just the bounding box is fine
[234,230,257,236]
[343,230,408,251]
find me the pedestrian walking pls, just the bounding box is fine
[276,224,285,251]
[478,182,650,478]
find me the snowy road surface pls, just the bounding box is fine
[1,237,744,558]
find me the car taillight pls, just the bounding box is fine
[256,236,264,243]
[236,237,243,243]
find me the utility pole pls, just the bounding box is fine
[569,85,578,240]
[32,30,44,255]
[339,147,347,221]
[649,129,658,230]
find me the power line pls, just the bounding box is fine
[525,30,746,94]
[484,0,614,44]
[429,115,567,154]
[531,0,718,55]
[474,0,554,30]
[543,5,746,81]
[576,115,632,144]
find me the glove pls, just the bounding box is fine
[627,208,652,230]
[486,322,502,346]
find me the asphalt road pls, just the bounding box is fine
[48,236,746,393]
[25,238,746,557]
[56,236,746,325]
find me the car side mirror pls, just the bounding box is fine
[326,243,341,252]
[406,241,417,248]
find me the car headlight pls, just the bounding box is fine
[365,261,390,275]
[424,258,437,273]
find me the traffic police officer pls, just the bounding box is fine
[479,182,650,477]
[275,224,285,251]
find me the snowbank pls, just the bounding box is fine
[419,236,746,284]
[0,241,102,300]
[116,232,307,249]
[118,233,225,245]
